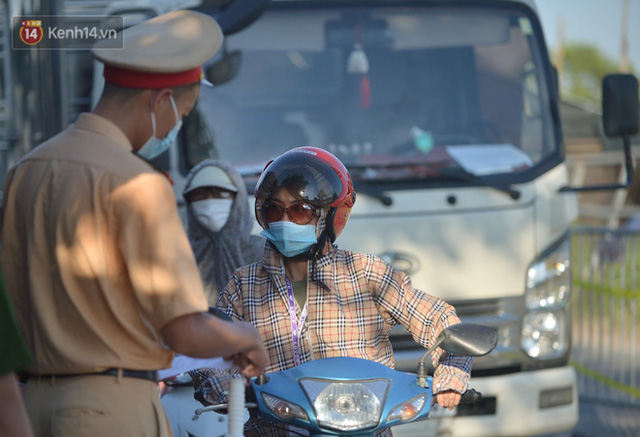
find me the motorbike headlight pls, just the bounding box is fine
[522,310,568,359]
[261,393,308,422]
[299,379,389,432]
[526,237,570,310]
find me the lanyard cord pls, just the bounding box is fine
[285,276,307,366]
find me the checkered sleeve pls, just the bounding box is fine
[216,272,245,322]
[189,367,243,406]
[365,254,472,394]
[432,353,472,394]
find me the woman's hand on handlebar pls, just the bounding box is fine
[434,390,462,411]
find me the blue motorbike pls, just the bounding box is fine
[194,323,497,436]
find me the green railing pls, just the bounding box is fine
[571,227,640,408]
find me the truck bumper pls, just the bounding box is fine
[392,366,578,437]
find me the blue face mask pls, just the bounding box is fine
[138,95,182,160]
[260,221,317,258]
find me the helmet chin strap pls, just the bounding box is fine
[313,207,337,259]
[324,208,338,243]
[288,207,337,291]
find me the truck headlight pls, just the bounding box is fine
[522,310,567,358]
[525,238,570,310]
[523,235,571,359]
[299,379,388,432]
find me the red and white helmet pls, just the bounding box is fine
[255,146,356,245]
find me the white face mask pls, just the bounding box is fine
[191,198,233,233]
[137,95,182,160]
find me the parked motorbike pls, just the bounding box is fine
[194,323,497,436]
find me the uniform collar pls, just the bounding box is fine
[74,113,133,152]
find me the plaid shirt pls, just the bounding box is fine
[191,243,472,436]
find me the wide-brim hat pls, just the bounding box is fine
[92,10,222,89]
[183,166,239,197]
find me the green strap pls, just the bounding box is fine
[573,279,640,299]
[570,360,640,399]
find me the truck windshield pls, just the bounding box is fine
[189,2,557,186]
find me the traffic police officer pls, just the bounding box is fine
[0,10,267,436]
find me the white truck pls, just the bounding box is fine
[1,0,638,436]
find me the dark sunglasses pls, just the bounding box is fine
[263,201,320,225]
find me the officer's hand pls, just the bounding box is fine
[229,322,268,377]
[233,349,267,379]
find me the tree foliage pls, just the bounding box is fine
[555,43,629,104]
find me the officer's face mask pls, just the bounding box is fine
[138,95,182,160]
[191,198,233,233]
[260,221,317,258]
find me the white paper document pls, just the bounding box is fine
[158,355,233,380]
[446,144,534,176]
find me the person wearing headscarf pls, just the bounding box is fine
[183,160,265,305]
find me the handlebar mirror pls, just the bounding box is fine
[438,323,497,357]
[416,323,497,386]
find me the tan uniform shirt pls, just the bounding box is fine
[0,113,208,374]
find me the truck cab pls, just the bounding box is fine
[184,2,577,434]
[164,1,581,434]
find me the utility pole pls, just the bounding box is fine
[553,16,566,88]
[619,0,630,72]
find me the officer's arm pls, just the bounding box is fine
[160,312,268,377]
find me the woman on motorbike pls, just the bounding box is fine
[190,146,472,436]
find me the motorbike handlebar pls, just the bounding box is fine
[460,389,483,403]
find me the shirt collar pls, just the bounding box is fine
[260,242,338,292]
[74,113,133,151]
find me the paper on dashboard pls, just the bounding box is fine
[158,355,233,380]
[446,144,533,176]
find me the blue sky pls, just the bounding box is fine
[535,0,640,71]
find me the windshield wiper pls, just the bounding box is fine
[437,168,521,200]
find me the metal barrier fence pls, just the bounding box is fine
[571,227,640,408]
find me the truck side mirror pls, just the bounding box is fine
[206,49,242,86]
[602,74,639,137]
[201,0,271,36]
[560,73,639,193]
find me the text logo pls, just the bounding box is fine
[19,20,43,45]
[12,16,124,50]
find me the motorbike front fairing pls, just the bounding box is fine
[251,356,434,435]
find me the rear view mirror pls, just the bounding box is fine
[602,74,639,138]
[415,323,497,387]
[560,73,638,193]
[206,50,242,86]
[208,0,270,36]
[418,323,497,370]
[439,323,498,357]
